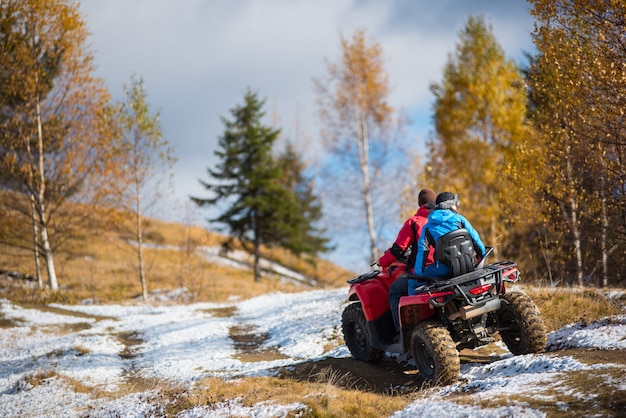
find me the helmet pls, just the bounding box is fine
[435,192,460,209]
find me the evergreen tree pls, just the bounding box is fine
[193,89,326,282]
[275,141,330,261]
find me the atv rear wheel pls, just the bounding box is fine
[497,292,546,355]
[342,302,383,363]
[410,320,459,386]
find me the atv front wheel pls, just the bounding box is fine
[497,292,547,355]
[410,320,459,386]
[341,302,383,363]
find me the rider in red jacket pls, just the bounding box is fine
[378,188,436,334]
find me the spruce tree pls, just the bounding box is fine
[275,141,330,262]
[193,89,327,281]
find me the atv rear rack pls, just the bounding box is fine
[401,261,517,307]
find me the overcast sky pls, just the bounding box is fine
[77,0,535,268]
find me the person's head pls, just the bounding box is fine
[435,191,460,211]
[418,188,437,207]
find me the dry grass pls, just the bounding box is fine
[516,285,624,332]
[183,375,416,417]
[23,369,58,388]
[0,211,354,304]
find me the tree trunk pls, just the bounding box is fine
[23,94,43,289]
[355,106,377,263]
[36,99,58,291]
[253,235,261,283]
[563,151,584,287]
[29,200,43,289]
[600,182,608,288]
[572,211,583,286]
[135,170,148,301]
[25,139,43,289]
[540,234,554,286]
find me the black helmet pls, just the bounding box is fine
[435,192,460,209]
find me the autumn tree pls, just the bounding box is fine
[113,75,175,301]
[314,29,406,264]
[529,0,626,286]
[0,0,115,291]
[425,15,531,256]
[193,90,328,282]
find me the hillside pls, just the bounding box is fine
[0,212,354,303]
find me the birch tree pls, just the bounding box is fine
[314,29,405,264]
[530,0,626,286]
[0,0,114,291]
[114,75,175,301]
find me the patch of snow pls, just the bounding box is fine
[178,398,310,418]
[391,400,546,418]
[546,315,626,351]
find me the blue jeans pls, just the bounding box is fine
[408,278,428,295]
[388,278,408,331]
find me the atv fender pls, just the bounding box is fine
[348,278,392,321]
[398,293,439,326]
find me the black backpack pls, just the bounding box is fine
[433,228,475,278]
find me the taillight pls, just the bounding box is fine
[503,267,519,282]
[469,283,493,295]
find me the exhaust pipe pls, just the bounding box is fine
[449,298,501,321]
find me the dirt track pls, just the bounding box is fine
[275,348,626,394]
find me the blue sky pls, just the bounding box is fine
[78,0,535,269]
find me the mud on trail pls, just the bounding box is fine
[271,350,509,394]
[276,356,423,394]
[272,348,626,395]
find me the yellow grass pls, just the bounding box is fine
[516,285,624,332]
[149,375,416,417]
[0,209,354,304]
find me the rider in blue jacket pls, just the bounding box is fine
[409,192,486,295]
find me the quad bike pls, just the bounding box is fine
[341,229,547,386]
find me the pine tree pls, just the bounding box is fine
[193,89,323,282]
[275,141,330,261]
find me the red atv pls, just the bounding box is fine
[341,229,547,385]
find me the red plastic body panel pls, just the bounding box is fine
[398,290,454,325]
[347,263,406,321]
